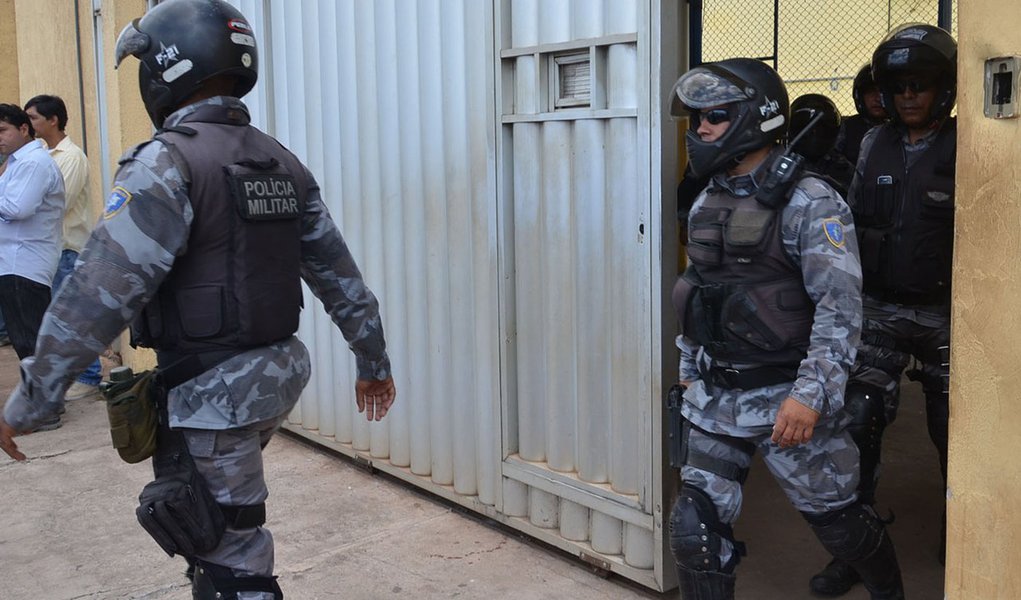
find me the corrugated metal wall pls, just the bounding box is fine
[497,0,656,574]
[225,0,666,590]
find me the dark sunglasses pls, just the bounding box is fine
[692,108,731,126]
[890,79,934,94]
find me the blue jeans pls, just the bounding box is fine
[0,306,6,338]
[54,249,102,386]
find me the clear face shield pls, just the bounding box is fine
[669,68,750,119]
[114,19,150,69]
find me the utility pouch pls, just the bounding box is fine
[100,369,158,464]
[666,383,686,468]
[135,465,226,558]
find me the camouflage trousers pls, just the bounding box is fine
[676,414,859,568]
[182,413,289,600]
[851,299,951,484]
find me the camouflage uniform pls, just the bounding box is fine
[3,96,390,598]
[675,161,863,567]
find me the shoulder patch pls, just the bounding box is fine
[822,218,845,248]
[104,186,133,219]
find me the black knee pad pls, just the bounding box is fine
[192,560,283,600]
[803,503,884,563]
[669,484,741,573]
[843,383,887,445]
[844,383,888,504]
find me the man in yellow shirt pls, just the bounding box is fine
[24,95,101,401]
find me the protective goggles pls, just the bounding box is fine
[889,78,935,95]
[691,107,732,126]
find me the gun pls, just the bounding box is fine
[666,383,687,468]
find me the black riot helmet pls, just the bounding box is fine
[871,23,957,126]
[851,64,878,119]
[669,58,789,177]
[789,94,841,161]
[114,0,258,128]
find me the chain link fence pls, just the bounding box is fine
[696,0,958,116]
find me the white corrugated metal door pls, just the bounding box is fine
[496,0,656,580]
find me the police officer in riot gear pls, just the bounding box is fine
[789,93,854,197]
[667,58,904,600]
[808,23,957,597]
[0,1,396,598]
[836,64,889,166]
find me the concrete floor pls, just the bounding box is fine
[0,344,945,599]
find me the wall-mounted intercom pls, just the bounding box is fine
[984,56,1020,119]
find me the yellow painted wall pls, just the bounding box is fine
[947,3,1021,598]
[13,0,151,231]
[14,0,98,217]
[0,0,18,103]
[9,0,153,368]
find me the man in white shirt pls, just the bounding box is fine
[0,104,64,369]
[25,95,101,401]
[0,152,8,348]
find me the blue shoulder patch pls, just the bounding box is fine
[823,218,845,248]
[104,186,132,219]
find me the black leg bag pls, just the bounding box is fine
[136,464,227,558]
[136,382,226,558]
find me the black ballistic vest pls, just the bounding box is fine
[839,115,874,165]
[132,120,308,353]
[853,119,956,304]
[672,179,815,367]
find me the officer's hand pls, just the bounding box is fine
[356,376,396,422]
[771,397,820,449]
[0,417,26,461]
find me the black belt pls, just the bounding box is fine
[699,364,799,390]
[867,287,951,307]
[155,348,248,391]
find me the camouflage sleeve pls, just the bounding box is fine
[676,335,701,382]
[782,178,863,416]
[845,125,881,211]
[298,169,391,381]
[2,141,190,431]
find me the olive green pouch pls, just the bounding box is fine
[100,369,158,464]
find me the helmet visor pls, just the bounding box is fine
[114,19,150,69]
[669,67,750,117]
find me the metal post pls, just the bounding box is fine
[772,0,780,70]
[688,0,703,67]
[938,0,953,33]
[73,0,88,155]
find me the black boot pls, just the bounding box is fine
[675,566,736,600]
[848,530,904,599]
[809,558,861,596]
[805,503,904,600]
[192,560,283,600]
